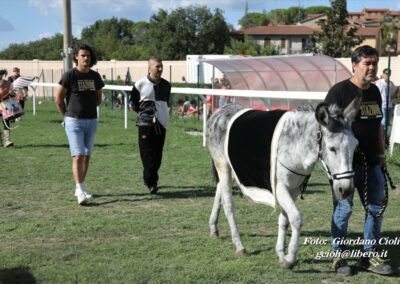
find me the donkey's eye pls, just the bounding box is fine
[329,147,337,154]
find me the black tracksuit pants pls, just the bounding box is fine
[138,122,166,188]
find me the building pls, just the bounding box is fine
[238,25,318,54]
[234,7,399,55]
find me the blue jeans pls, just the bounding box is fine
[64,117,97,156]
[331,163,385,252]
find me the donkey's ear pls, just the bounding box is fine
[343,95,362,124]
[315,102,330,127]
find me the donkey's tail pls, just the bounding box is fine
[211,160,219,184]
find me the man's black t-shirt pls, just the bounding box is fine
[59,68,104,119]
[325,79,382,164]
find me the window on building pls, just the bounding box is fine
[264,38,271,47]
[302,38,307,51]
[281,38,286,48]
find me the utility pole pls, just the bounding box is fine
[63,0,73,71]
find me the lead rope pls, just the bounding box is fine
[358,150,392,219]
[382,166,397,191]
[277,160,310,200]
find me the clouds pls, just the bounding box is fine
[146,0,239,12]
[1,0,398,52]
[0,16,14,32]
[28,0,61,16]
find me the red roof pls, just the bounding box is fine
[242,25,320,36]
[355,27,381,36]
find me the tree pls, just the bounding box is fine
[306,0,362,57]
[381,22,397,56]
[284,7,306,24]
[224,36,281,56]
[267,7,305,25]
[0,34,64,60]
[143,6,230,60]
[304,6,330,15]
[239,12,269,28]
[267,9,288,24]
[224,36,261,56]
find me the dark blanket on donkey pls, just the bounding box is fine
[228,109,286,191]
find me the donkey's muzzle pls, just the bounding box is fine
[332,177,354,200]
[332,171,354,180]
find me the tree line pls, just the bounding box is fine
[0,1,397,60]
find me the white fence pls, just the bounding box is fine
[30,82,326,146]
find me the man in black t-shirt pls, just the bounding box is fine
[325,45,392,276]
[55,44,104,205]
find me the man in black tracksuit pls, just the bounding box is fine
[130,56,171,194]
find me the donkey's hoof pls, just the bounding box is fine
[235,248,247,257]
[279,259,295,269]
[210,231,219,239]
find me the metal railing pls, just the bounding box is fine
[30,82,326,146]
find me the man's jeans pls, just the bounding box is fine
[331,163,385,251]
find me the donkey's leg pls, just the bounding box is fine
[275,210,289,264]
[209,183,222,238]
[276,185,303,268]
[218,168,246,256]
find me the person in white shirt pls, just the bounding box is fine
[374,68,397,132]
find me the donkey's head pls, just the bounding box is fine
[315,97,361,200]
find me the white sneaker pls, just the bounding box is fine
[83,191,92,199]
[76,192,88,205]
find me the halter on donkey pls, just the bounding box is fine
[206,98,360,269]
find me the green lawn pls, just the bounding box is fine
[1,99,400,283]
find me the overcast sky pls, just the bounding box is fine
[1,0,399,51]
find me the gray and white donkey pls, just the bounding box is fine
[206,99,360,268]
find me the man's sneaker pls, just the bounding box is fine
[75,190,92,205]
[332,258,352,276]
[83,191,93,199]
[76,192,88,205]
[360,256,392,275]
[149,184,158,194]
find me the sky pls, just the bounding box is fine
[1,0,400,52]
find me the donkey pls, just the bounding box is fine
[206,100,360,268]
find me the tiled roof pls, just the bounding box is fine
[363,8,390,12]
[242,25,320,36]
[239,25,380,37]
[355,26,381,36]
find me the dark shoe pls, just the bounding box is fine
[149,184,158,194]
[333,258,352,276]
[360,256,392,275]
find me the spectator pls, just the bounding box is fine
[175,99,186,116]
[183,96,191,113]
[186,100,198,116]
[55,44,104,205]
[0,68,14,147]
[8,67,37,111]
[374,68,397,133]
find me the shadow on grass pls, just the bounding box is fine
[96,143,131,147]
[84,186,219,206]
[14,143,129,149]
[156,185,226,199]
[84,192,150,206]
[13,143,69,149]
[0,266,36,284]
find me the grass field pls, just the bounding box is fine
[1,99,400,284]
